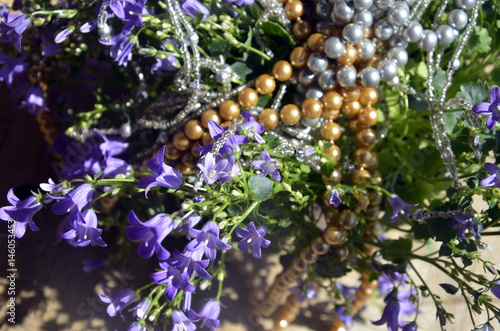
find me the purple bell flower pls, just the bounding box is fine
[372,289,401,331]
[51,183,94,215]
[388,195,418,222]
[330,189,341,207]
[449,213,473,241]
[480,163,500,188]
[99,287,137,318]
[198,120,248,156]
[188,300,221,331]
[186,221,231,260]
[181,0,209,20]
[172,309,196,331]
[0,5,30,51]
[138,145,183,198]
[235,221,271,258]
[125,210,172,259]
[198,153,234,185]
[0,54,28,87]
[491,281,500,299]
[110,31,136,67]
[251,149,281,181]
[472,86,500,131]
[0,188,41,238]
[167,249,212,279]
[150,261,196,301]
[60,209,107,247]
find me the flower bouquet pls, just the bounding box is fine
[1,0,500,330]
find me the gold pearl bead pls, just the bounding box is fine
[322,25,341,38]
[322,91,343,111]
[325,208,340,225]
[255,74,276,95]
[366,53,382,68]
[353,149,373,168]
[184,119,205,140]
[352,169,371,186]
[321,122,341,141]
[172,131,191,151]
[325,144,341,163]
[182,152,196,167]
[323,226,347,245]
[367,152,379,171]
[201,109,221,128]
[348,118,364,133]
[365,205,381,221]
[191,144,199,157]
[354,191,370,209]
[220,121,232,128]
[219,100,240,120]
[342,100,361,117]
[307,33,327,53]
[284,0,304,20]
[300,246,319,264]
[358,106,379,126]
[339,210,358,230]
[322,167,342,185]
[338,44,358,65]
[164,142,181,160]
[368,189,383,206]
[289,47,309,69]
[201,131,214,145]
[322,109,339,120]
[330,246,349,262]
[311,236,330,255]
[238,87,259,108]
[371,170,383,186]
[176,162,193,175]
[272,60,293,82]
[341,85,361,102]
[259,108,279,129]
[302,98,323,119]
[359,87,379,105]
[280,104,301,125]
[363,27,373,39]
[292,20,312,40]
[355,128,376,149]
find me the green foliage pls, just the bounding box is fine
[248,175,273,201]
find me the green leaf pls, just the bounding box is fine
[464,27,492,53]
[412,221,432,240]
[439,243,453,257]
[456,81,490,105]
[227,204,243,215]
[321,160,335,178]
[230,61,253,82]
[426,217,456,242]
[259,21,295,47]
[439,283,459,295]
[300,164,311,174]
[381,238,413,262]
[248,175,274,201]
[209,39,230,57]
[432,68,446,92]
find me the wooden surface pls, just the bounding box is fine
[0,85,499,331]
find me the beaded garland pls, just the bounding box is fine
[47,0,487,329]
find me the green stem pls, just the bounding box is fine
[229,201,259,236]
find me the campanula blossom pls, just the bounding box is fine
[172,310,196,331]
[330,189,341,207]
[51,183,94,215]
[388,195,418,222]
[181,0,209,20]
[60,209,107,247]
[491,281,500,299]
[99,287,137,319]
[150,261,196,301]
[198,153,234,185]
[125,210,173,259]
[188,300,221,331]
[186,221,231,260]
[54,27,75,44]
[0,54,27,87]
[20,85,46,115]
[251,149,281,181]
[334,306,353,329]
[167,249,212,279]
[198,120,248,156]
[449,213,473,241]
[472,86,500,131]
[235,221,271,258]
[0,189,41,238]
[138,145,183,197]
[0,5,30,51]
[225,0,254,6]
[175,212,201,233]
[372,289,401,331]
[110,31,136,67]
[480,163,500,188]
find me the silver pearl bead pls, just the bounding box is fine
[120,122,132,138]
[305,87,324,100]
[316,0,333,19]
[447,9,468,30]
[455,0,476,10]
[353,0,373,10]
[352,9,373,28]
[389,33,409,48]
[357,39,376,60]
[378,59,398,81]
[98,24,112,42]
[187,32,199,45]
[342,23,364,44]
[394,0,410,10]
[325,37,345,59]
[337,66,358,87]
[374,19,394,40]
[359,67,381,87]
[402,21,423,42]
[449,58,461,70]
[333,1,354,22]
[318,70,337,90]
[387,46,408,67]
[417,29,438,51]
[374,0,395,10]
[307,53,329,73]
[387,5,409,26]
[301,116,321,127]
[435,24,456,46]
[215,65,232,83]
[299,68,317,86]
